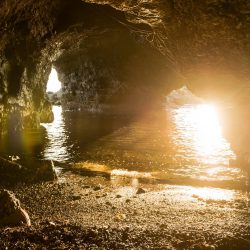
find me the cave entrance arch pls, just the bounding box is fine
[46,67,62,94]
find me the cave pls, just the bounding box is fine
[0,0,250,248]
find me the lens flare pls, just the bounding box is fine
[189,104,222,156]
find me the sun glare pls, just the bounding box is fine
[191,104,222,154]
[173,103,235,169]
[188,186,235,201]
[46,68,62,93]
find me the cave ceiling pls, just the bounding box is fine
[0,0,250,102]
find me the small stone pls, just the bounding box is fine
[71,195,81,201]
[136,188,146,195]
[115,213,126,221]
[49,221,56,226]
[159,223,166,228]
[106,201,112,206]
[116,194,122,198]
[93,184,102,191]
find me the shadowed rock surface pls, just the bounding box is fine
[0,189,30,227]
[0,157,57,185]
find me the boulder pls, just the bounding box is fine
[0,157,58,184]
[0,189,31,227]
[0,157,22,172]
[34,160,57,182]
[0,157,25,184]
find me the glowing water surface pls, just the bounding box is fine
[176,104,225,160]
[39,103,247,190]
[170,104,239,181]
[41,106,71,161]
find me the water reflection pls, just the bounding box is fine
[41,106,132,162]
[41,106,71,162]
[111,169,152,179]
[170,104,239,182]
[39,103,246,189]
[171,104,235,165]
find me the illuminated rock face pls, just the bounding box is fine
[0,0,250,162]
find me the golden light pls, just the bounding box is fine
[41,106,70,161]
[189,186,235,201]
[189,104,222,155]
[46,68,62,93]
[173,103,235,167]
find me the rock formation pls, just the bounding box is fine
[0,157,25,184]
[0,0,250,165]
[0,157,57,184]
[0,189,31,227]
[34,160,58,182]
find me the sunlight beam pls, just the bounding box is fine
[46,68,62,93]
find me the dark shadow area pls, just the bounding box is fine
[55,0,151,32]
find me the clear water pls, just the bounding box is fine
[0,104,248,189]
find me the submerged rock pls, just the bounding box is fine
[0,189,30,227]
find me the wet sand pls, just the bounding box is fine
[0,170,249,249]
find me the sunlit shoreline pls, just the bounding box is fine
[168,185,237,201]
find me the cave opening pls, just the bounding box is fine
[46,67,62,94]
[0,0,250,247]
[165,87,236,181]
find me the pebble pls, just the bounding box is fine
[70,195,81,201]
[136,188,146,195]
[93,185,103,191]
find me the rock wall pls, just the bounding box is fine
[0,0,250,165]
[1,0,250,119]
[54,29,174,112]
[0,0,59,135]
